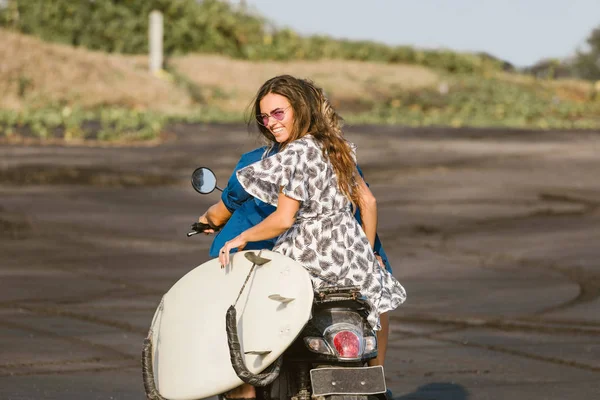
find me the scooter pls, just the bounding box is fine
[142,167,389,400]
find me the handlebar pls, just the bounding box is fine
[187,221,216,237]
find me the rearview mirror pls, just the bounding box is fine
[191,167,222,194]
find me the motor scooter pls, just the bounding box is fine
[141,167,388,400]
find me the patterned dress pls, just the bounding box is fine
[236,135,406,329]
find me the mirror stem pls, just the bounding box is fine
[216,185,224,192]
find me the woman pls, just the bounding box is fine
[218,75,406,399]
[199,83,392,273]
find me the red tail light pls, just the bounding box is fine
[333,331,361,358]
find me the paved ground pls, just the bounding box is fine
[1,123,599,400]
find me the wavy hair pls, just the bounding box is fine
[248,75,360,208]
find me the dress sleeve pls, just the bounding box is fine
[236,140,311,206]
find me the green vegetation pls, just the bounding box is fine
[349,75,600,129]
[573,27,600,81]
[0,107,165,142]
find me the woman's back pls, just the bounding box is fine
[237,135,405,330]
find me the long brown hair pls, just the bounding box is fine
[249,75,360,208]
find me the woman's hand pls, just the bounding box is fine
[218,235,248,267]
[375,254,385,270]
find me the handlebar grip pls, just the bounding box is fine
[191,222,212,232]
[188,221,215,237]
[188,221,223,237]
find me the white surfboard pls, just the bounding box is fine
[148,250,314,400]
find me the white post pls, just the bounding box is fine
[149,10,163,74]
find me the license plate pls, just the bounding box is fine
[310,366,386,396]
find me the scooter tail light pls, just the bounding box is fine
[332,330,362,359]
[304,337,333,355]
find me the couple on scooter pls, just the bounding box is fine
[198,75,406,400]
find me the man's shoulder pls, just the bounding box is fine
[242,146,268,158]
[238,146,269,166]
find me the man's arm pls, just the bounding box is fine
[199,200,232,232]
[197,147,268,232]
[356,171,377,249]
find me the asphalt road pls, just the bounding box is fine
[1,123,599,400]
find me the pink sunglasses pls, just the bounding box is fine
[256,106,291,126]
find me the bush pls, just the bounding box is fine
[353,75,600,129]
[573,26,600,81]
[0,107,165,142]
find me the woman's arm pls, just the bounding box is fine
[218,190,300,266]
[199,200,232,233]
[356,172,378,249]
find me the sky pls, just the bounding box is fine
[242,0,600,67]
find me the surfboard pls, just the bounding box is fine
[148,250,314,400]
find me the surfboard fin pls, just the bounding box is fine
[245,252,271,266]
[268,294,296,303]
[244,350,272,355]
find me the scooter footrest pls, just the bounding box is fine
[310,366,386,396]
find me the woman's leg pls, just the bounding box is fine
[224,383,256,399]
[368,312,389,367]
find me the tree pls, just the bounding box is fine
[573,26,600,80]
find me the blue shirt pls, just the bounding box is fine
[209,146,393,273]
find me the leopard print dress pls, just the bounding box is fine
[236,135,406,329]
